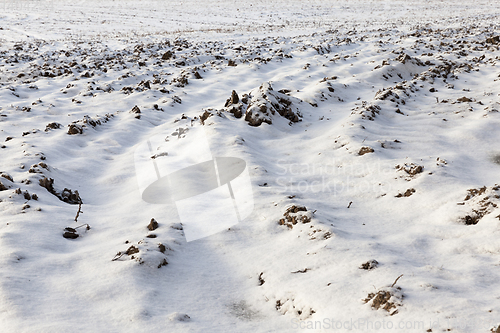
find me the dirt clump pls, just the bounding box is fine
[200,110,214,125]
[358,147,374,155]
[396,163,424,177]
[1,173,13,182]
[364,289,399,314]
[39,177,82,204]
[148,218,159,231]
[364,282,403,316]
[112,237,170,269]
[45,122,62,131]
[460,185,499,225]
[225,90,240,107]
[126,245,139,255]
[486,36,499,44]
[396,188,416,197]
[244,82,302,126]
[162,51,173,60]
[464,186,487,200]
[39,177,56,193]
[221,90,246,118]
[396,53,411,64]
[68,124,83,135]
[130,105,141,119]
[60,188,82,204]
[360,260,379,270]
[0,181,8,191]
[279,205,312,229]
[457,96,472,103]
[63,232,79,239]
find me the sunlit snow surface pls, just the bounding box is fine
[1,1,500,332]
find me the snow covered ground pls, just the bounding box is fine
[1,1,500,332]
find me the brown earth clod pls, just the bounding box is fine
[460,185,500,225]
[360,260,379,270]
[396,163,424,177]
[279,205,311,229]
[359,147,374,156]
[148,218,159,231]
[396,188,416,197]
[39,177,82,204]
[363,286,402,316]
[225,90,240,107]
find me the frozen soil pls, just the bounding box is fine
[1,1,500,332]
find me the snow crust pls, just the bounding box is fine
[1,1,500,332]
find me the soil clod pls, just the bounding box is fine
[148,218,159,231]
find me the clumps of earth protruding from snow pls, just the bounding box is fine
[278,205,332,240]
[113,239,169,268]
[491,325,500,333]
[0,181,9,191]
[0,173,13,182]
[458,185,500,225]
[199,83,304,127]
[147,218,159,231]
[395,188,416,198]
[279,205,312,229]
[215,83,303,126]
[44,122,62,131]
[222,89,245,119]
[62,230,80,239]
[68,114,115,135]
[359,260,379,270]
[129,105,141,120]
[199,109,220,125]
[396,163,424,178]
[39,176,82,204]
[352,102,381,121]
[3,7,500,331]
[363,286,403,316]
[358,146,374,156]
[62,223,90,240]
[275,295,316,320]
[244,83,302,126]
[0,173,13,191]
[28,162,49,173]
[112,218,183,268]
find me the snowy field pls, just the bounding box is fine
[1,0,500,332]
